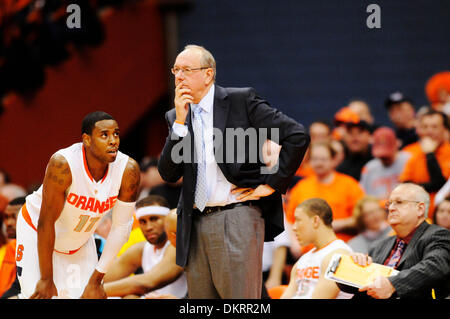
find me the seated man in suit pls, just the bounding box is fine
[158,44,310,298]
[348,183,450,299]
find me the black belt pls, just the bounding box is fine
[193,201,251,216]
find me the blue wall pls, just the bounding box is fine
[177,0,450,128]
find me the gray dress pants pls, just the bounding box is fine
[185,204,265,299]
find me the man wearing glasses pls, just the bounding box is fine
[158,44,310,298]
[347,183,450,299]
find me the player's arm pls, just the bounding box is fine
[30,154,72,299]
[311,249,350,299]
[103,241,145,283]
[280,260,299,299]
[104,244,184,297]
[81,158,140,298]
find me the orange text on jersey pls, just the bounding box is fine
[66,193,118,214]
[296,266,320,280]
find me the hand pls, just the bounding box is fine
[350,252,372,267]
[231,184,275,201]
[81,270,106,299]
[174,82,193,124]
[359,276,396,299]
[264,276,281,290]
[80,281,107,299]
[420,136,439,153]
[30,278,58,299]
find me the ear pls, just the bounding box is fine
[312,215,321,228]
[82,133,91,148]
[205,68,214,84]
[417,202,426,219]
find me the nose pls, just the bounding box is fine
[108,134,118,145]
[142,221,154,232]
[175,70,185,82]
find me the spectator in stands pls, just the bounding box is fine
[103,195,187,299]
[309,120,332,143]
[138,157,164,200]
[425,71,450,116]
[149,178,182,210]
[0,183,27,201]
[399,109,450,218]
[384,92,419,148]
[433,196,450,230]
[296,120,332,179]
[0,197,25,296]
[360,127,411,200]
[286,142,364,242]
[281,198,353,299]
[348,196,392,254]
[330,139,345,167]
[332,106,360,141]
[347,183,450,299]
[434,178,450,207]
[348,99,375,126]
[336,119,373,181]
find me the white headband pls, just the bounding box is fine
[135,206,170,219]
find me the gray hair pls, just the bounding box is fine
[184,44,216,80]
[396,183,430,218]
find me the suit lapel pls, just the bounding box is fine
[397,221,429,268]
[185,105,197,184]
[375,236,397,265]
[213,85,230,158]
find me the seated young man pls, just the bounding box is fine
[282,198,353,299]
[103,195,187,298]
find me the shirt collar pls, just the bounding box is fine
[398,226,418,244]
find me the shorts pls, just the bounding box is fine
[16,206,98,299]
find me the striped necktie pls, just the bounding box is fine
[192,104,208,211]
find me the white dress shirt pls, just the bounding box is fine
[172,85,240,207]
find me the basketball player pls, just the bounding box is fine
[15,111,140,299]
[103,195,186,298]
[281,198,353,299]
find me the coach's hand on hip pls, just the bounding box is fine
[232,184,275,201]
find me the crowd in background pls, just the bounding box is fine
[1,70,449,298]
[0,0,134,113]
[0,0,449,299]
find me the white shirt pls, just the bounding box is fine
[142,241,187,298]
[172,85,240,207]
[292,239,353,299]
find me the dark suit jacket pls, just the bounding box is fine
[348,221,450,299]
[158,85,310,267]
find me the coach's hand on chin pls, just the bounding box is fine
[30,278,58,299]
[80,270,107,299]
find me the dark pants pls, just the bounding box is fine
[185,204,265,299]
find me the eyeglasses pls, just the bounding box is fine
[385,199,422,210]
[171,67,209,75]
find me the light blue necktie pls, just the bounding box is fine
[192,104,208,211]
